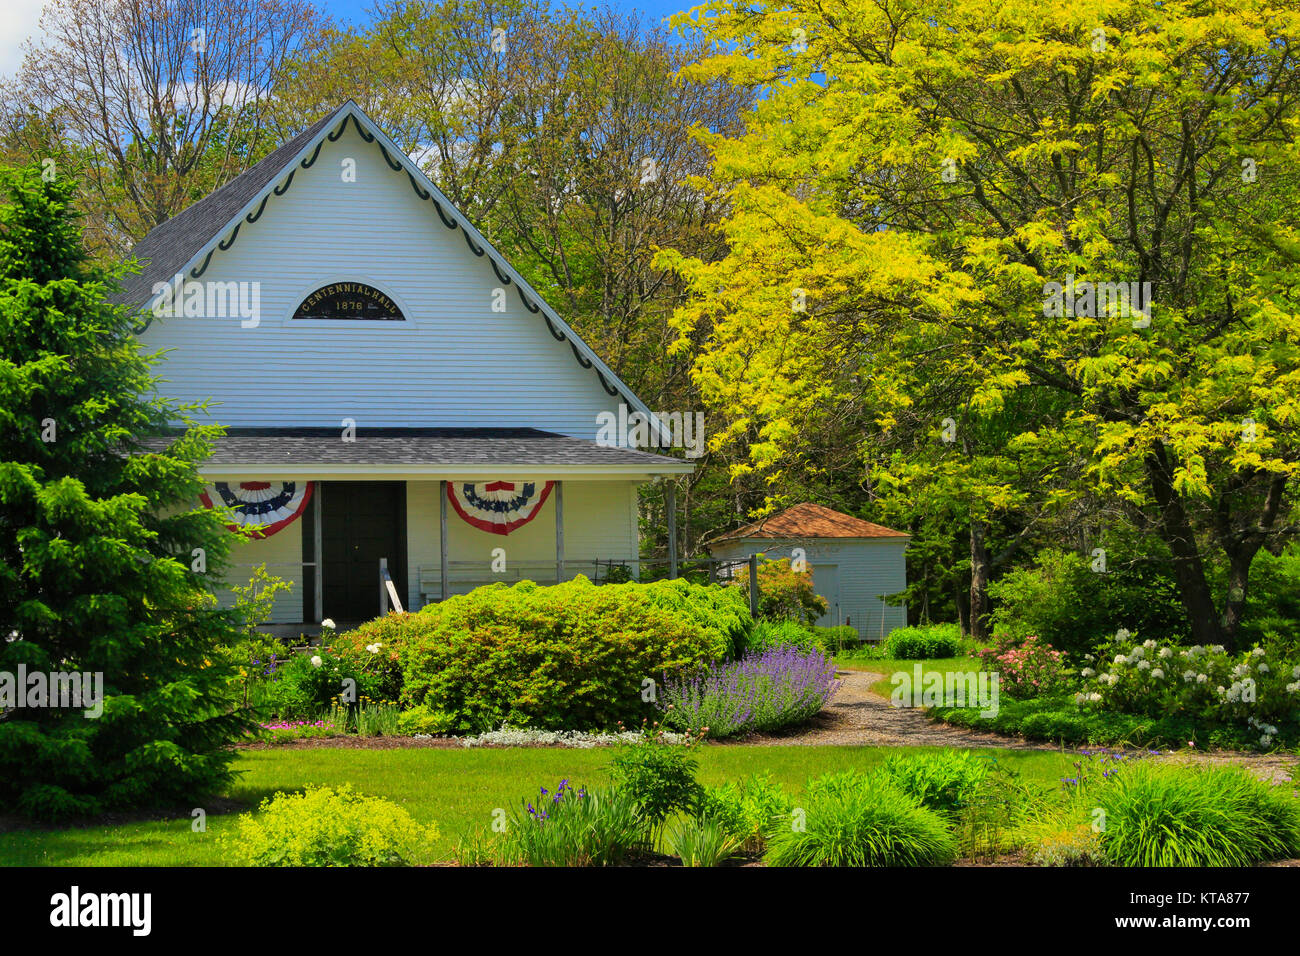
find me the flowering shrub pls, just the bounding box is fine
[658,646,839,738]
[229,785,437,866]
[974,634,1067,700]
[1074,632,1300,745]
[254,718,342,742]
[399,576,737,731]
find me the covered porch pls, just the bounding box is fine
[183,427,692,635]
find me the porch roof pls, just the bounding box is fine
[142,427,694,479]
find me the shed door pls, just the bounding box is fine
[811,564,840,627]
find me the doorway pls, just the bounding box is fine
[317,481,406,625]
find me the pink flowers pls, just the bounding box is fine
[975,635,1067,700]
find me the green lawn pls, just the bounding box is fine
[833,654,984,697]
[0,743,1075,866]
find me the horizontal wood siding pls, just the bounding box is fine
[138,127,623,438]
[710,538,908,640]
[220,525,305,625]
[406,479,641,607]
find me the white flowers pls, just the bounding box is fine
[1251,647,1266,657]
[1292,665,1300,679]
[1196,673,1208,684]
[1158,647,1173,659]
[320,618,336,630]
[310,655,323,668]
[366,643,382,654]
[1074,691,1103,704]
[1080,667,1096,678]
[1151,668,1164,680]
[1129,646,1145,661]
[1257,662,1270,673]
[1114,654,1128,665]
[1182,670,1196,682]
[1137,660,1151,671]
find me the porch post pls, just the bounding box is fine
[439,479,449,601]
[665,480,678,579]
[554,480,564,583]
[312,482,323,622]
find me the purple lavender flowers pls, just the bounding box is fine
[658,645,839,738]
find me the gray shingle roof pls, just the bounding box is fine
[140,427,686,469]
[117,105,348,308]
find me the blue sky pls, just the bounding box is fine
[0,1,703,78]
[324,0,697,29]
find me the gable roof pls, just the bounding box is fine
[119,101,672,444]
[117,105,348,308]
[709,502,909,543]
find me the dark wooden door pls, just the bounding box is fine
[319,481,406,624]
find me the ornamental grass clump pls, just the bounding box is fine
[229,785,437,866]
[764,771,957,867]
[658,646,838,738]
[1095,763,1300,866]
[497,780,649,866]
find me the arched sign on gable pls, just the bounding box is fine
[294,282,404,320]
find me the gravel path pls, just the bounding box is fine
[738,669,1055,749]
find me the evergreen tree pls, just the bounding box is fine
[0,164,247,819]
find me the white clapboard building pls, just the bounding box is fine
[706,503,910,641]
[121,101,691,632]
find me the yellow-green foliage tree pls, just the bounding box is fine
[661,0,1300,649]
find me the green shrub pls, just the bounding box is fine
[746,619,820,655]
[665,817,743,866]
[878,750,989,817]
[884,623,962,660]
[1095,763,1300,866]
[398,576,738,731]
[395,704,456,736]
[697,773,794,852]
[497,781,648,866]
[931,695,1299,749]
[988,547,1187,659]
[812,625,860,654]
[742,558,828,625]
[765,772,957,867]
[229,785,437,866]
[608,735,701,832]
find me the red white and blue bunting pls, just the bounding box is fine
[200,481,314,538]
[447,480,554,535]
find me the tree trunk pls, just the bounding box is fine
[1145,448,1225,648]
[969,520,992,642]
[955,579,971,636]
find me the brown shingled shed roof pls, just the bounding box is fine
[709,502,909,542]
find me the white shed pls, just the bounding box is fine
[706,503,910,642]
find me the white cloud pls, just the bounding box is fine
[0,0,48,79]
